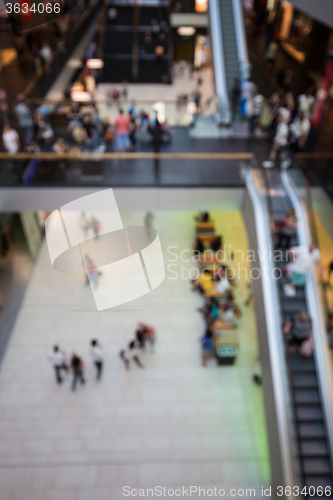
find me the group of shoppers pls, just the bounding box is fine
[119,323,156,370]
[231,62,320,168]
[192,212,241,366]
[263,89,316,167]
[1,95,171,154]
[48,323,156,389]
[1,93,55,153]
[48,339,103,391]
[276,208,321,356]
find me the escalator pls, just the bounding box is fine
[243,166,333,495]
[208,0,248,124]
[218,0,239,91]
[267,169,333,491]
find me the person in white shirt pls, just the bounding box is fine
[240,78,256,118]
[40,41,53,64]
[263,113,289,168]
[249,94,264,133]
[284,244,322,293]
[2,123,20,153]
[290,112,311,149]
[47,345,68,384]
[298,90,315,118]
[89,339,103,380]
[278,106,291,125]
[287,244,321,275]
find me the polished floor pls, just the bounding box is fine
[0,210,269,500]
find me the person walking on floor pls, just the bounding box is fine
[144,210,154,234]
[200,327,215,367]
[48,345,69,384]
[2,123,20,153]
[114,108,131,152]
[83,255,99,288]
[119,340,144,370]
[70,353,86,391]
[89,339,103,380]
[15,94,34,146]
[90,215,100,239]
[136,322,156,350]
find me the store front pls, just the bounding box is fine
[273,1,332,71]
[173,27,210,66]
[170,11,209,65]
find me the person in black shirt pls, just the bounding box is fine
[82,114,97,148]
[70,354,86,392]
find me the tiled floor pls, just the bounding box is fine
[0,210,269,499]
[95,69,215,127]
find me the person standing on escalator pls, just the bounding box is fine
[283,311,314,356]
[276,209,298,249]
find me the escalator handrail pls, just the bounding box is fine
[282,169,333,465]
[289,168,331,337]
[245,169,296,489]
[232,0,249,64]
[208,0,230,124]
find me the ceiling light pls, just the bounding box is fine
[177,26,196,36]
[86,59,104,69]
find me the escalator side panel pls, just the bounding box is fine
[242,189,294,493]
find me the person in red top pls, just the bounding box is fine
[136,322,156,351]
[114,109,131,151]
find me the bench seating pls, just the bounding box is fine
[196,222,215,235]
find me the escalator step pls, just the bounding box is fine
[295,389,320,405]
[275,260,287,270]
[286,290,306,301]
[293,373,318,389]
[299,422,325,439]
[282,300,307,313]
[301,439,329,457]
[305,475,333,488]
[296,405,322,421]
[291,355,315,372]
[303,458,332,475]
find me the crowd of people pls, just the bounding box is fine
[6,0,93,73]
[192,207,329,363]
[275,208,323,356]
[47,322,156,390]
[192,212,242,367]
[230,58,323,168]
[47,339,103,391]
[1,90,173,154]
[119,323,156,369]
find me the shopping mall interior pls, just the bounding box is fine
[0,0,333,498]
